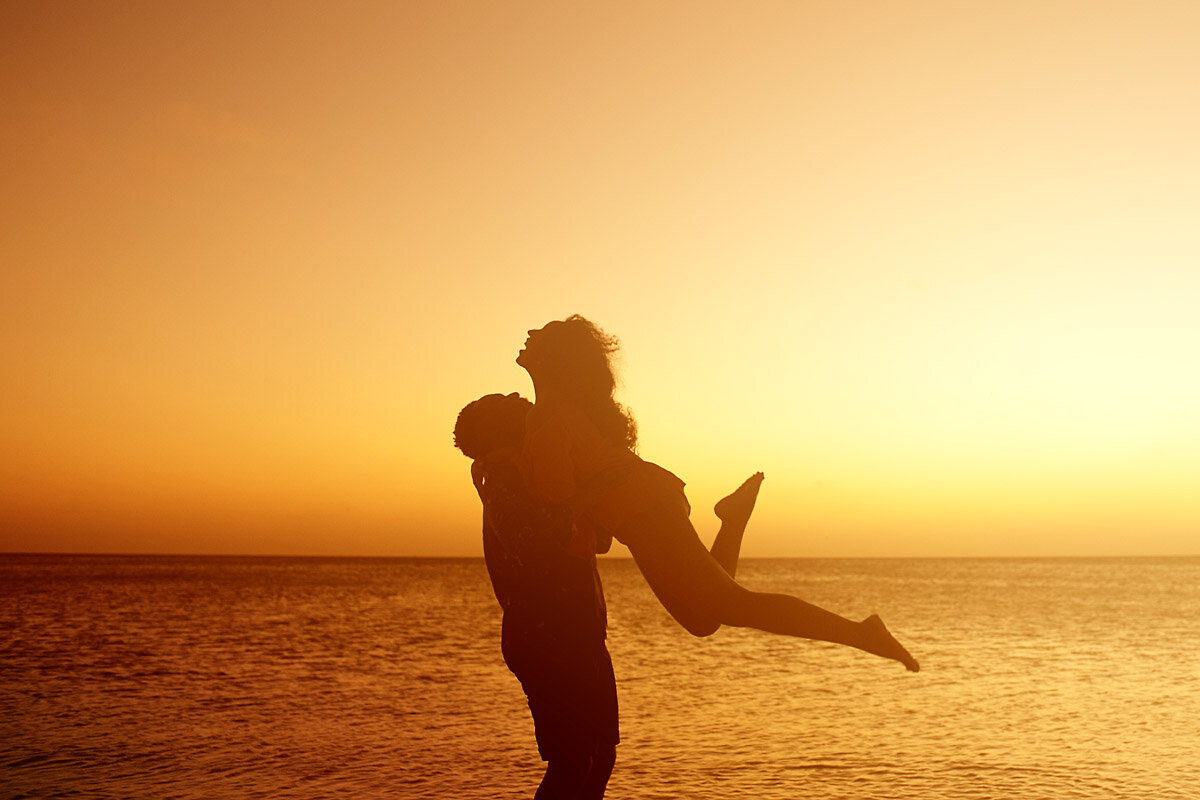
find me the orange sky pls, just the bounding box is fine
[3,1,1198,557]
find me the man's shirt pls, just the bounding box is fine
[474,453,607,642]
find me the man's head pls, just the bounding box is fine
[453,392,533,459]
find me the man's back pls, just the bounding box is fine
[473,452,619,769]
[476,454,606,642]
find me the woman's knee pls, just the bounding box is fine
[683,583,761,635]
[636,576,722,636]
[681,614,721,638]
[647,586,721,636]
[622,510,738,637]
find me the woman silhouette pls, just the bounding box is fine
[516,315,919,672]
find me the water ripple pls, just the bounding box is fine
[2,554,1198,799]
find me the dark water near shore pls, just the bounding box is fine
[2,554,1198,799]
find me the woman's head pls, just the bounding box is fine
[517,315,637,450]
[517,315,619,396]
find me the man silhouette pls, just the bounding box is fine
[454,392,618,800]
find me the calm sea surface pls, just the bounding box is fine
[2,554,1198,799]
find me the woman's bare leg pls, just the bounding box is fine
[709,472,764,578]
[619,507,919,671]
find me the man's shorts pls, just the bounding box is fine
[501,623,620,761]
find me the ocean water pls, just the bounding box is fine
[1,554,1197,799]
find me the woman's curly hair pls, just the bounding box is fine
[538,315,638,451]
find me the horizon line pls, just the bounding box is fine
[2,551,1197,560]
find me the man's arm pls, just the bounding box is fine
[477,462,574,556]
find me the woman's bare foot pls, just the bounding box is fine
[714,472,764,526]
[861,614,920,672]
[709,472,764,578]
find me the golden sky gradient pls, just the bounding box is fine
[3,1,1198,557]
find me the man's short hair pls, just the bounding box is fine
[453,393,532,459]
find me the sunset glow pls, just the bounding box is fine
[3,1,1198,556]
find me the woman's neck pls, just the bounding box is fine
[528,373,566,407]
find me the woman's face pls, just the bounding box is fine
[516,321,562,370]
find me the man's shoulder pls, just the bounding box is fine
[478,455,574,556]
[479,458,532,503]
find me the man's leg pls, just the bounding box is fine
[580,745,616,800]
[535,753,589,799]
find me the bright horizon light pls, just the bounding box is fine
[2,1,1198,558]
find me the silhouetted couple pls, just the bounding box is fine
[455,315,919,799]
